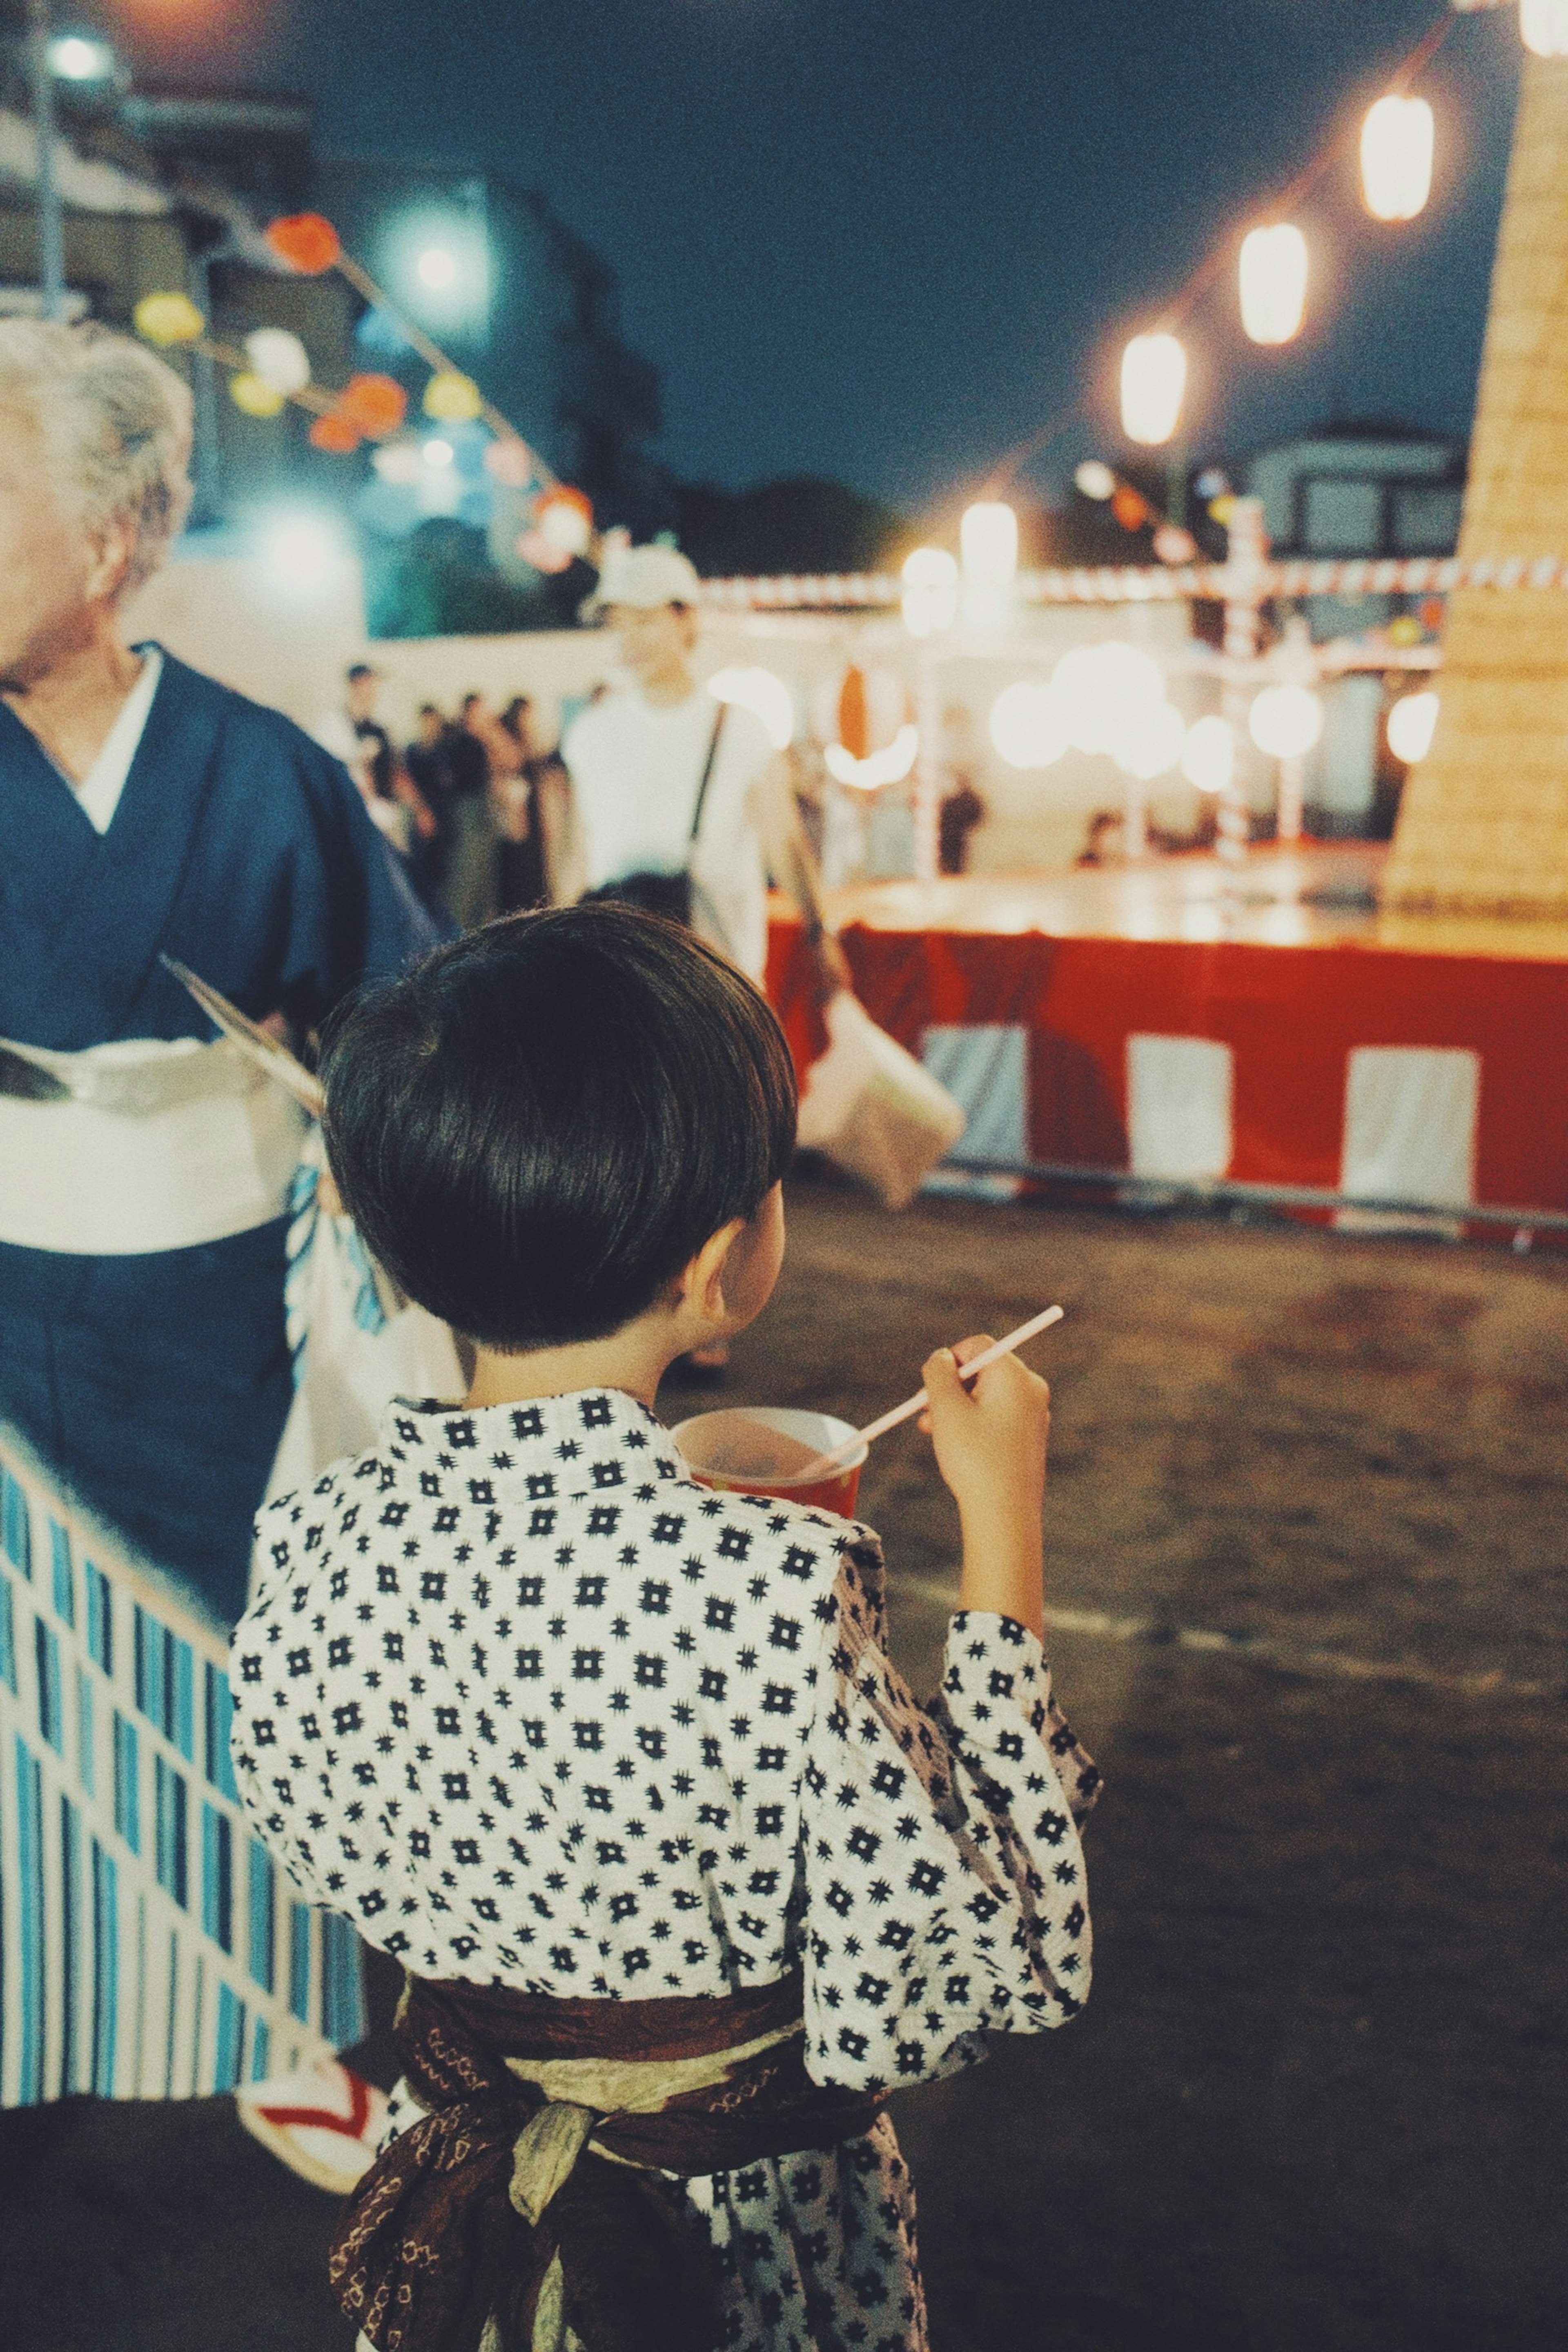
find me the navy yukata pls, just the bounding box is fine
[0,648,439,1627]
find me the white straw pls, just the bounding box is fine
[797,1304,1065,1481]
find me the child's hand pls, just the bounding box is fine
[921,1337,1049,1637]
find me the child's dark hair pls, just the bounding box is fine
[320,904,797,1350]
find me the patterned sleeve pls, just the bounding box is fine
[798,1540,1100,2097]
[229,1491,342,1907]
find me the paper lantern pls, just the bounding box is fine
[1361,95,1435,223]
[1111,486,1150,532]
[484,436,534,487]
[960,501,1018,587]
[815,663,911,781]
[1120,333,1186,446]
[1521,0,1568,58]
[337,373,408,439]
[308,414,361,454]
[1116,702,1187,782]
[372,438,425,486]
[133,292,204,347]
[990,682,1070,771]
[423,370,483,423]
[901,546,958,639]
[1239,224,1309,347]
[823,726,919,791]
[1153,524,1197,565]
[1249,684,1324,760]
[266,214,341,275]
[244,327,311,396]
[516,530,574,576]
[229,372,286,419]
[536,487,594,559]
[1074,461,1116,501]
[1387,690,1439,765]
[837,664,869,761]
[1181,714,1236,794]
[1052,641,1166,757]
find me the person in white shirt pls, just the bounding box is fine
[544,543,847,995]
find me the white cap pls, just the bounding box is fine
[592,542,702,611]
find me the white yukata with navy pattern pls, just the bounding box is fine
[229,1389,1100,2352]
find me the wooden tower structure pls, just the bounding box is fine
[1385,51,1568,914]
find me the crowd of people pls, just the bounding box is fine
[314,670,551,929]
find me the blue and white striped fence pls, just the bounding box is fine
[0,1418,363,2106]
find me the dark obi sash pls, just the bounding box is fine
[332,1969,880,2352]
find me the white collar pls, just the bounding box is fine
[76,646,163,835]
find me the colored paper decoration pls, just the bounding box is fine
[484,435,535,488]
[229,372,286,418]
[266,214,342,275]
[535,486,594,557]
[423,370,483,423]
[309,414,362,454]
[244,327,311,395]
[516,530,574,575]
[336,373,408,438]
[372,439,425,485]
[133,292,205,347]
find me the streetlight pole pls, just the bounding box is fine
[27,0,66,321]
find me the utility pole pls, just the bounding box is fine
[27,0,66,321]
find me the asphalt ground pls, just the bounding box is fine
[2,1173,1566,2351]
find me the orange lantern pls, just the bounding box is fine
[1111,485,1150,532]
[837,664,869,761]
[266,214,342,275]
[516,530,574,577]
[309,413,362,454]
[535,485,594,559]
[336,373,408,439]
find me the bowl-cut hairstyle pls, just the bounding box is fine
[321,904,798,1351]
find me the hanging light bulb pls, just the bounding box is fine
[1386,690,1440,765]
[960,501,1019,631]
[1120,334,1187,447]
[1361,95,1435,222]
[1116,702,1187,782]
[990,682,1071,771]
[1249,684,1325,760]
[1239,225,1309,347]
[1521,0,1568,59]
[960,501,1019,587]
[901,546,959,639]
[1052,642,1167,757]
[1181,715,1236,795]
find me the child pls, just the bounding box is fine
[230,905,1098,2352]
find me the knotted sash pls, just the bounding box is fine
[331,1969,881,2352]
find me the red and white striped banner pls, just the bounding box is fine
[696,554,1568,614]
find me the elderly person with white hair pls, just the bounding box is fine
[0,321,437,2143]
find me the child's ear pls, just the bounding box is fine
[680,1218,745,1325]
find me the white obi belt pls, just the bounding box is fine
[0,1035,308,1256]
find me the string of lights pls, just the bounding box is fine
[981,3,1465,496]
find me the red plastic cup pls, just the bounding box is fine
[672,1407,867,1519]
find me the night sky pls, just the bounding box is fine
[122,1,1523,515]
